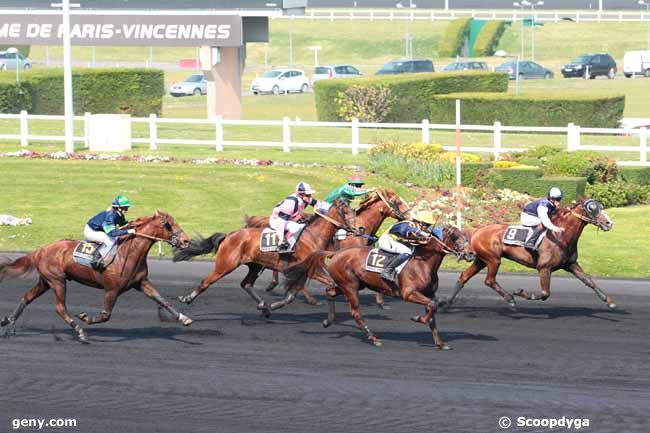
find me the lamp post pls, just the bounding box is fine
[308,46,321,66]
[396,2,417,58]
[513,2,526,60]
[525,1,544,61]
[640,0,650,51]
[6,47,20,85]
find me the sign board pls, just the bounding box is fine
[88,114,131,152]
[0,14,243,46]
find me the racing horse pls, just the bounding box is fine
[173,198,358,316]
[244,189,413,307]
[0,211,192,343]
[441,199,615,310]
[285,224,473,349]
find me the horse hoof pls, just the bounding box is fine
[265,282,279,292]
[178,313,193,326]
[369,337,383,347]
[0,317,9,327]
[410,315,422,323]
[322,319,331,328]
[77,333,90,344]
[436,343,451,350]
[306,299,321,306]
[608,302,617,309]
[77,312,89,322]
[177,296,190,304]
[376,303,390,310]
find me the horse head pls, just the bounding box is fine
[377,189,414,221]
[440,224,475,262]
[137,210,191,249]
[571,199,613,232]
[328,198,359,233]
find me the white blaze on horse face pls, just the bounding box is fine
[601,209,614,230]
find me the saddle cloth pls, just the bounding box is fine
[260,226,304,253]
[365,248,409,275]
[502,225,546,249]
[72,242,117,268]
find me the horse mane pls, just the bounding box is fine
[123,212,166,229]
[356,190,381,213]
[551,199,585,223]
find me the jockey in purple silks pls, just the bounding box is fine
[520,187,566,249]
[270,182,323,253]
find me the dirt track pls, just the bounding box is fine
[1,258,648,433]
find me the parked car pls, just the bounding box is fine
[250,69,310,95]
[561,53,617,79]
[0,51,32,70]
[623,51,650,78]
[170,74,207,97]
[495,60,554,79]
[443,61,488,72]
[312,64,362,84]
[375,59,434,75]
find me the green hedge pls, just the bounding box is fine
[620,166,650,185]
[315,72,508,123]
[0,82,32,113]
[461,162,492,186]
[473,21,507,56]
[490,168,587,202]
[0,68,164,116]
[430,92,625,128]
[438,18,472,57]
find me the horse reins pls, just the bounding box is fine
[570,210,598,225]
[376,190,412,221]
[314,209,362,236]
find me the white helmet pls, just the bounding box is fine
[548,187,563,200]
[295,182,316,195]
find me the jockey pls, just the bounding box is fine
[323,175,372,209]
[270,182,323,254]
[84,195,136,270]
[378,220,431,282]
[520,187,566,249]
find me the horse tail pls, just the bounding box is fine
[285,250,336,289]
[172,232,226,262]
[0,254,36,283]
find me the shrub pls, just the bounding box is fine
[473,21,507,56]
[438,18,472,57]
[430,93,625,128]
[336,84,394,122]
[586,180,650,208]
[0,81,32,113]
[619,166,650,186]
[461,162,492,186]
[512,144,562,162]
[544,151,619,184]
[368,154,455,187]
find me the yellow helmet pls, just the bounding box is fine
[415,210,435,225]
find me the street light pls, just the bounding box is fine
[513,1,526,60]
[640,0,650,51]
[6,47,20,85]
[396,2,417,58]
[496,50,521,96]
[526,1,544,62]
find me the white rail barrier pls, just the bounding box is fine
[0,111,647,166]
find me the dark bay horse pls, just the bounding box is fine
[244,189,414,306]
[287,224,473,349]
[173,198,358,315]
[0,211,192,343]
[441,199,616,310]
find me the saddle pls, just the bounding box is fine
[73,242,117,269]
[502,225,546,249]
[364,248,409,275]
[259,226,306,253]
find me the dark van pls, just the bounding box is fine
[375,59,434,75]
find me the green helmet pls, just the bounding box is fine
[112,195,133,208]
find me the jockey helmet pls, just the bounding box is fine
[295,182,316,195]
[112,195,133,208]
[347,175,365,186]
[548,187,563,200]
[415,210,435,225]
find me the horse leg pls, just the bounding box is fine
[1,277,50,336]
[268,288,297,311]
[484,260,517,308]
[240,264,271,315]
[441,258,486,310]
[178,259,238,304]
[77,289,118,325]
[566,262,616,309]
[50,280,88,344]
[138,280,193,326]
[345,285,382,347]
[265,270,280,292]
[514,268,553,302]
[300,286,320,306]
[322,285,341,328]
[405,290,450,350]
[374,292,389,310]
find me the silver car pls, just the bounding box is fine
[0,52,32,70]
[170,73,207,97]
[312,64,362,84]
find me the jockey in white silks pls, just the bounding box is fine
[269,182,323,253]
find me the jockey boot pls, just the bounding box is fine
[524,226,544,250]
[277,239,291,254]
[381,253,411,283]
[90,248,105,271]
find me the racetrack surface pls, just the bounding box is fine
[1,258,648,433]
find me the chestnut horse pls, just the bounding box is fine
[441,199,615,310]
[286,224,473,349]
[0,211,192,343]
[244,189,414,306]
[173,198,358,315]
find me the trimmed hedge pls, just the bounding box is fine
[473,21,506,56]
[490,168,587,202]
[0,69,164,116]
[0,82,32,113]
[620,166,650,185]
[461,162,492,186]
[438,18,472,57]
[430,92,625,128]
[315,72,508,123]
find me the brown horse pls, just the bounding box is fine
[441,199,616,310]
[286,224,473,349]
[173,198,358,315]
[0,211,192,343]
[244,189,414,306]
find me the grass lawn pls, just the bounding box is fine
[0,158,647,278]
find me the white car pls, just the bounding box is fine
[250,69,310,95]
[170,74,207,97]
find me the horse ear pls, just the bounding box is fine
[154,209,160,217]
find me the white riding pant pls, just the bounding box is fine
[269,217,304,245]
[84,225,115,255]
[520,213,541,227]
[378,233,413,255]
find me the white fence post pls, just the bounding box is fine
[351,117,359,155]
[215,115,224,152]
[283,116,291,152]
[493,121,502,160]
[575,124,581,150]
[19,110,28,147]
[83,112,91,148]
[149,113,158,151]
[641,127,648,165]
[567,123,576,151]
[421,119,430,144]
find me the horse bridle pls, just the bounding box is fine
[314,199,361,235]
[376,190,413,221]
[131,217,184,248]
[569,200,602,227]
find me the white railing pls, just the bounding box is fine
[281,9,650,23]
[0,111,647,166]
